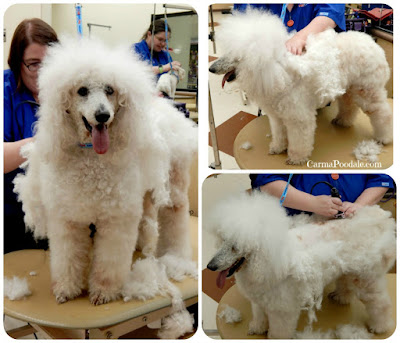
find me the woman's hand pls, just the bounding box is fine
[163,60,181,72]
[311,195,343,218]
[4,137,34,174]
[285,35,307,55]
[341,202,364,217]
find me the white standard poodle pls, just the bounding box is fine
[209,10,392,164]
[14,37,197,305]
[206,192,396,338]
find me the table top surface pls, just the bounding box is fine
[234,99,393,169]
[217,273,396,339]
[4,216,198,329]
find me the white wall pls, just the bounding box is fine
[51,3,161,46]
[3,4,45,69]
[4,3,197,68]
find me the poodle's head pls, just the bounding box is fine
[66,77,121,154]
[209,9,289,88]
[36,36,158,155]
[205,191,290,288]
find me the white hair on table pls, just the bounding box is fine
[122,256,195,339]
[4,276,32,300]
[240,141,253,150]
[218,304,242,324]
[353,140,382,162]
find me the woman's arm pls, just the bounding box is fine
[342,187,389,216]
[260,180,343,217]
[285,16,337,55]
[4,138,33,174]
[151,61,182,75]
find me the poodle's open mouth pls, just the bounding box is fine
[222,69,236,88]
[216,257,245,289]
[82,116,110,155]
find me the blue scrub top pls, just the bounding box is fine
[250,174,394,216]
[233,4,346,32]
[4,69,39,215]
[132,39,171,79]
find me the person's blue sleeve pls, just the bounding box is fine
[132,41,149,62]
[4,71,14,142]
[133,42,140,55]
[250,174,290,189]
[233,4,270,12]
[365,175,394,190]
[233,4,248,12]
[313,4,346,32]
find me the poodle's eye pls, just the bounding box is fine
[105,85,114,95]
[77,87,89,97]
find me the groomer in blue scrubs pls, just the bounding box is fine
[234,4,346,55]
[133,19,181,80]
[4,18,58,253]
[251,174,394,218]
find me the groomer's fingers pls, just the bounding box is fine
[331,197,343,206]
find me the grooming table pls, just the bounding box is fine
[233,99,393,169]
[4,216,198,339]
[216,273,396,339]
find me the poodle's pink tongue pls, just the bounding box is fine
[217,269,229,289]
[91,124,109,154]
[222,70,235,88]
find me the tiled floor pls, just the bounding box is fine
[208,10,259,170]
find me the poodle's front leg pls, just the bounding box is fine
[47,219,92,303]
[285,113,317,165]
[248,302,268,335]
[266,308,301,339]
[89,216,140,305]
[267,114,288,155]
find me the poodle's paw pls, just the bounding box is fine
[331,117,353,127]
[89,290,116,306]
[268,144,287,155]
[328,290,352,305]
[285,157,308,165]
[52,282,82,304]
[367,318,393,334]
[376,136,393,145]
[248,320,268,336]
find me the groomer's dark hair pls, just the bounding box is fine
[8,18,58,92]
[141,19,171,40]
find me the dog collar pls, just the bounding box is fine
[78,143,93,148]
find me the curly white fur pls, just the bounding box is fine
[209,10,392,164]
[353,139,383,162]
[207,192,395,338]
[218,305,242,324]
[13,37,197,306]
[4,276,32,300]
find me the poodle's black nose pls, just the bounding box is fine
[207,260,218,271]
[209,65,216,73]
[95,111,110,123]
